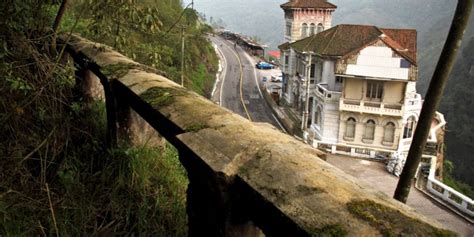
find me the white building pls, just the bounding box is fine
[280,23,446,159]
[279,0,336,114]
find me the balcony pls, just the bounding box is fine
[314,83,341,102]
[340,99,404,117]
[405,94,423,112]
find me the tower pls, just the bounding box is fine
[280,0,337,42]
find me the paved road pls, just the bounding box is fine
[326,154,474,236]
[210,36,281,129]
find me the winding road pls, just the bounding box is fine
[210,35,283,130]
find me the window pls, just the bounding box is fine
[400,59,410,68]
[403,116,416,138]
[366,81,384,100]
[383,122,396,143]
[309,23,316,35]
[308,97,314,127]
[317,23,324,33]
[345,117,356,139]
[310,63,316,83]
[301,23,308,38]
[284,55,289,70]
[286,22,292,36]
[336,76,343,83]
[314,106,321,126]
[364,120,376,141]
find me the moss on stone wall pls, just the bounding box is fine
[347,200,455,237]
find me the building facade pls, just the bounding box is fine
[280,0,336,112]
[279,24,446,159]
[280,0,337,42]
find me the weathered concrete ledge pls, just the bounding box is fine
[63,34,456,236]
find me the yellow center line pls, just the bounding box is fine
[230,47,252,121]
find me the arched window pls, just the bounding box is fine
[309,23,316,35]
[301,23,308,38]
[317,23,324,33]
[384,122,396,143]
[364,119,376,140]
[345,117,356,139]
[403,116,416,138]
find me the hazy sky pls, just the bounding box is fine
[182,0,459,49]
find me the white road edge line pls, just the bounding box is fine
[210,38,228,106]
[210,44,221,98]
[243,52,287,133]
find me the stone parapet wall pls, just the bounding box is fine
[61,34,455,236]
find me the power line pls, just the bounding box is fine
[162,0,194,37]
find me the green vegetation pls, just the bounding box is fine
[347,200,455,237]
[0,0,222,235]
[443,160,474,199]
[311,224,347,237]
[185,123,209,133]
[64,0,218,97]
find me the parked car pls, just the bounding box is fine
[271,75,283,82]
[255,61,274,70]
[262,76,268,82]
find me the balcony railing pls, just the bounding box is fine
[314,83,341,102]
[405,95,423,111]
[340,99,404,117]
[424,155,474,218]
[61,34,454,236]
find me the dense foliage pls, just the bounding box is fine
[0,0,219,235]
[65,0,218,96]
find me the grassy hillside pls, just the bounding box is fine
[65,0,218,97]
[0,0,221,235]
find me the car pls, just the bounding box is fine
[271,75,283,82]
[262,76,268,82]
[255,61,274,70]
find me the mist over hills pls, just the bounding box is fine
[186,0,474,187]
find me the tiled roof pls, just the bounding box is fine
[281,0,337,9]
[278,42,291,50]
[290,24,417,64]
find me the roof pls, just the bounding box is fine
[268,50,281,58]
[290,24,417,64]
[278,42,291,51]
[281,0,337,9]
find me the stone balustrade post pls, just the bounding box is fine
[178,147,263,237]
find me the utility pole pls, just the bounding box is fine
[302,52,312,130]
[393,0,473,203]
[181,26,185,87]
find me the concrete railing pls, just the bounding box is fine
[314,84,341,102]
[340,99,404,117]
[424,155,474,218]
[61,34,455,236]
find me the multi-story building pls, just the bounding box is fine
[279,24,446,159]
[280,0,336,111]
[280,0,337,43]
